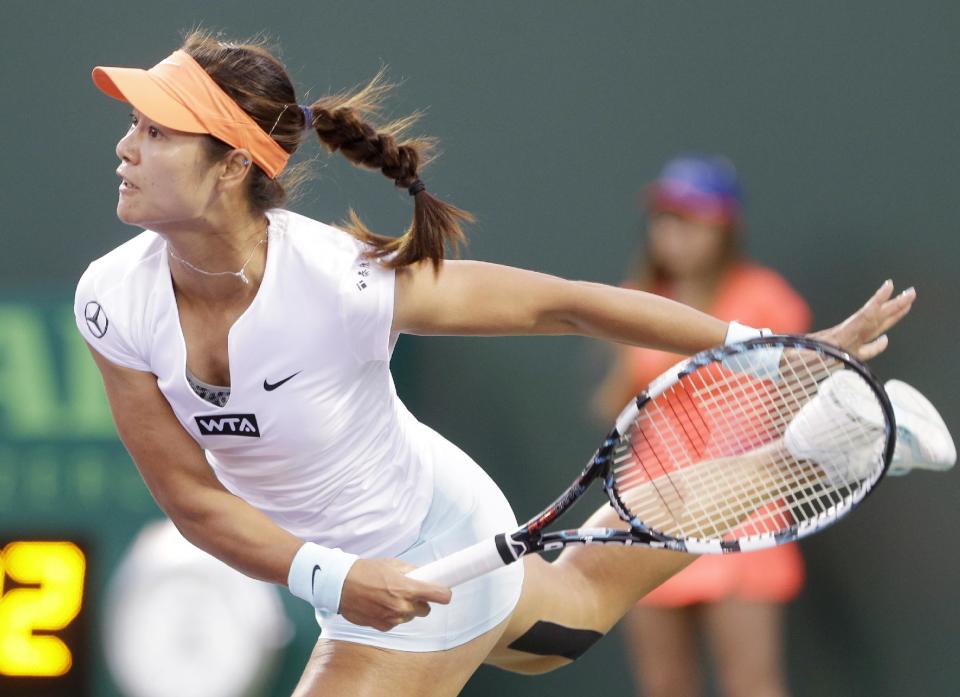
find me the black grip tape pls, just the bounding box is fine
[494,533,514,564]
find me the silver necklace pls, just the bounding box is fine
[167,237,268,285]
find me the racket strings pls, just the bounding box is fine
[617,418,799,538]
[624,431,690,527]
[685,354,864,526]
[646,373,777,537]
[681,362,808,533]
[648,358,866,537]
[627,369,879,539]
[611,347,886,542]
[690,352,831,446]
[616,355,835,519]
[655,351,861,472]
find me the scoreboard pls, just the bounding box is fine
[0,540,89,696]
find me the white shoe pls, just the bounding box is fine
[783,370,886,485]
[885,380,956,476]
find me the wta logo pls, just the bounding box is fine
[194,414,261,437]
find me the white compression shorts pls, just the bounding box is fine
[317,434,525,651]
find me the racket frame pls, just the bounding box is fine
[501,335,895,563]
[409,336,896,586]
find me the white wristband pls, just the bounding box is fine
[724,320,771,345]
[287,542,358,616]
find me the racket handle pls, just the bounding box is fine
[406,535,511,588]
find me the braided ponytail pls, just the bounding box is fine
[307,73,473,269]
[179,31,468,268]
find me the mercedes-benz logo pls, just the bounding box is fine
[84,301,109,338]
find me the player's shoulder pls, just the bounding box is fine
[271,209,384,286]
[74,230,166,371]
[274,209,368,260]
[76,230,166,303]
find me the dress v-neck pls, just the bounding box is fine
[163,213,280,410]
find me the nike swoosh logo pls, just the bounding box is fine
[264,371,301,391]
[312,564,322,593]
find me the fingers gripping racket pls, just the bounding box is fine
[408,336,895,588]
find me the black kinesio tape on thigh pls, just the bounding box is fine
[506,620,604,661]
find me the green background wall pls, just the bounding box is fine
[2,1,957,695]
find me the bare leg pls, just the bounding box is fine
[292,618,508,697]
[484,440,810,674]
[702,599,789,697]
[623,604,702,697]
[486,504,696,673]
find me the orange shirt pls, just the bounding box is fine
[628,262,812,389]
[634,262,811,606]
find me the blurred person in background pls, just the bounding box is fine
[593,155,810,697]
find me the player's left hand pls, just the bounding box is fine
[810,280,916,361]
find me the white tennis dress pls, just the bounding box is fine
[74,209,523,650]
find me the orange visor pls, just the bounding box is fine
[92,50,290,178]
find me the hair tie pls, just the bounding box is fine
[300,104,313,131]
[408,179,426,196]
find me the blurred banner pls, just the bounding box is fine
[0,295,151,696]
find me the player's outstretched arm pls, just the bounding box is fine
[394,261,916,357]
[393,259,729,353]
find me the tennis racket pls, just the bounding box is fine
[408,335,895,588]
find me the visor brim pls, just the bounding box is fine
[645,184,740,229]
[92,66,207,134]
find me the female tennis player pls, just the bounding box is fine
[77,31,916,696]
[594,155,808,697]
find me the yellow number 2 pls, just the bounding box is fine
[0,541,86,676]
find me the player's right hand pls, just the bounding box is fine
[339,558,452,632]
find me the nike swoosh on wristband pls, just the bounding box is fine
[312,564,322,595]
[264,371,301,391]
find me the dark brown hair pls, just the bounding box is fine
[182,29,471,269]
